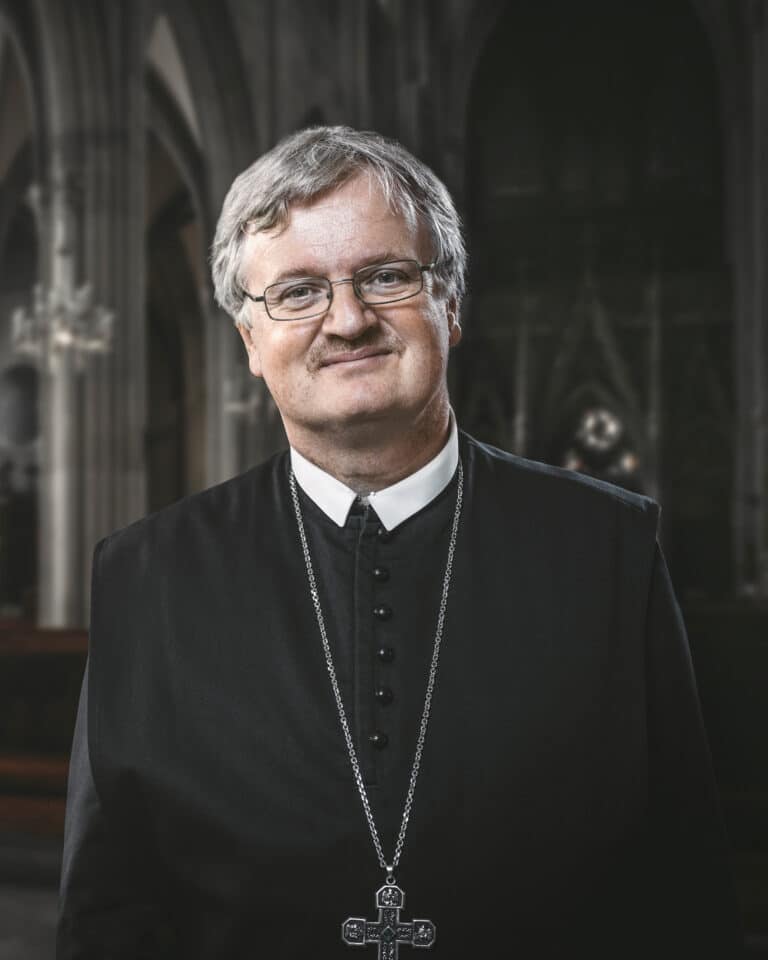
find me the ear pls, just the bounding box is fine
[446,296,462,348]
[236,321,264,379]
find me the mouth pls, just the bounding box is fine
[319,347,392,368]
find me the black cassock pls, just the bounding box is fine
[58,431,742,958]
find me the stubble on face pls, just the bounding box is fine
[304,323,406,374]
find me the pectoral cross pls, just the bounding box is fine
[342,883,436,957]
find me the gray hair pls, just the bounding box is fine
[211,125,467,326]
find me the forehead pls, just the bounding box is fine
[242,174,427,284]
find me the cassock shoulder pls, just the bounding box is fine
[461,429,660,536]
[86,449,291,721]
[93,448,289,582]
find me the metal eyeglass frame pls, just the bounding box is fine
[241,259,436,322]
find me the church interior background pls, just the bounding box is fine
[0,0,766,955]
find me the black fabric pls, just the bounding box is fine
[57,431,743,958]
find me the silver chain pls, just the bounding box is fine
[289,460,464,881]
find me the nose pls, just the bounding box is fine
[320,279,378,339]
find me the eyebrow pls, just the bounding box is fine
[268,251,409,286]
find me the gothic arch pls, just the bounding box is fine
[0,0,46,174]
[450,0,746,142]
[145,54,208,505]
[146,64,210,261]
[145,0,261,485]
[149,0,256,203]
[145,141,207,508]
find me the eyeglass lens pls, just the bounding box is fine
[264,260,424,321]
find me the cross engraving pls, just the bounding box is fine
[342,883,436,958]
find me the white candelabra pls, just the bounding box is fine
[12,282,114,373]
[14,170,117,627]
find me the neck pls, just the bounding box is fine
[287,403,452,495]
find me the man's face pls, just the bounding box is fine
[237,174,461,444]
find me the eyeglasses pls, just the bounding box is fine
[242,259,435,322]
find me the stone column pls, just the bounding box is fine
[36,171,84,628]
[215,324,245,482]
[645,264,662,503]
[754,11,768,596]
[732,6,768,597]
[79,0,148,617]
[512,262,531,457]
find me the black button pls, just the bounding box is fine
[372,566,390,582]
[377,526,392,543]
[377,646,395,663]
[375,686,394,706]
[369,731,389,749]
[373,604,392,621]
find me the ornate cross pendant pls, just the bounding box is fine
[342,882,436,957]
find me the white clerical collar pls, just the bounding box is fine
[289,413,459,531]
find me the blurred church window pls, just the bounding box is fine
[561,406,641,490]
[458,0,731,599]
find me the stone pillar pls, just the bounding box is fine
[214,322,244,482]
[36,171,84,627]
[512,262,531,457]
[732,5,768,597]
[41,350,79,625]
[79,0,148,616]
[754,9,768,596]
[645,265,662,503]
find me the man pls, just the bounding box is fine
[58,126,742,958]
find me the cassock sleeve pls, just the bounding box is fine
[57,545,177,959]
[644,537,744,956]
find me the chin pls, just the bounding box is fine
[328,405,397,428]
[322,386,402,419]
[308,399,407,434]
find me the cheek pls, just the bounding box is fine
[261,328,308,370]
[258,332,318,398]
[418,310,451,364]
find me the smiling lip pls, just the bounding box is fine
[320,348,391,367]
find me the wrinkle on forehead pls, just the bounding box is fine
[244,173,428,279]
[260,171,419,242]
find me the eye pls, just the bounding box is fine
[286,284,316,300]
[358,264,414,297]
[371,268,407,285]
[272,280,327,305]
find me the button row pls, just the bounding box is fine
[373,544,392,750]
